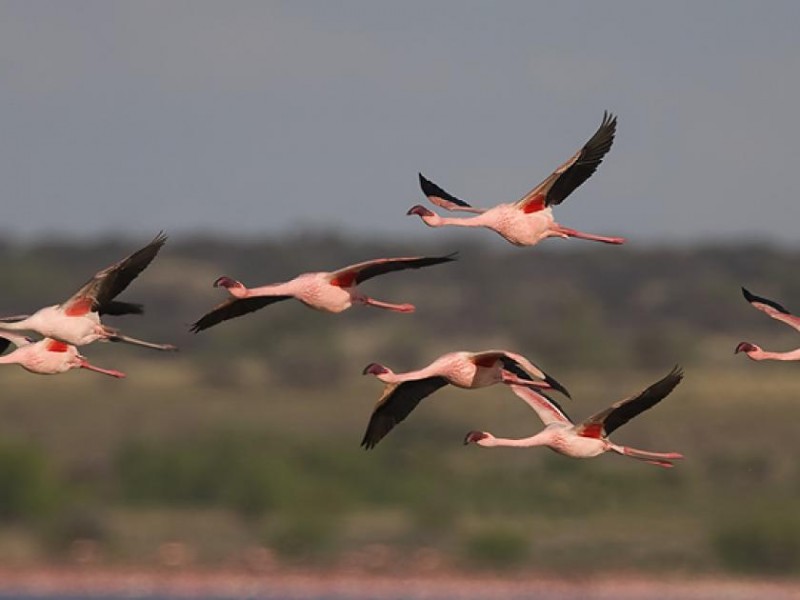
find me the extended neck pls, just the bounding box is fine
[477,430,552,448]
[419,211,487,229]
[749,347,800,361]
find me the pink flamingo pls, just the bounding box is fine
[0,331,125,378]
[360,350,569,449]
[0,233,176,351]
[191,254,455,332]
[464,367,684,468]
[736,288,800,361]
[408,112,625,247]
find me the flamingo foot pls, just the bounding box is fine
[80,361,126,378]
[556,226,626,245]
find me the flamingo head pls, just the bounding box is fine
[463,430,489,445]
[406,205,435,218]
[734,342,759,354]
[213,276,239,289]
[362,362,389,376]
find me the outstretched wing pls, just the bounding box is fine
[418,173,486,214]
[328,254,456,287]
[190,296,292,333]
[742,287,800,333]
[576,366,684,438]
[62,232,167,315]
[516,112,617,213]
[360,376,449,449]
[509,385,572,427]
[470,349,570,399]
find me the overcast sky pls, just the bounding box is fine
[2,1,799,245]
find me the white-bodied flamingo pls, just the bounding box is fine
[408,112,625,247]
[464,367,684,468]
[0,233,176,351]
[0,331,125,378]
[360,350,569,449]
[191,254,456,332]
[736,288,800,361]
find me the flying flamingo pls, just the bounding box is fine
[0,233,176,351]
[190,254,456,332]
[0,331,125,378]
[407,112,625,247]
[360,350,569,449]
[464,367,684,468]
[736,288,800,361]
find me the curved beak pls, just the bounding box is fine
[406,205,433,217]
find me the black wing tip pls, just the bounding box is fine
[741,286,790,314]
[657,365,685,394]
[601,110,618,127]
[418,173,440,197]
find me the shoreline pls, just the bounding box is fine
[0,567,798,599]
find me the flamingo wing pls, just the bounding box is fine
[471,350,571,398]
[742,288,800,333]
[99,300,144,316]
[328,254,456,287]
[360,376,449,449]
[515,112,617,213]
[509,385,572,427]
[190,295,292,333]
[62,232,167,315]
[418,173,485,213]
[575,366,683,438]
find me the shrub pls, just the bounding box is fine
[461,527,529,569]
[712,511,800,574]
[0,440,60,522]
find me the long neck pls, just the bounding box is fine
[241,280,299,298]
[0,351,21,365]
[0,320,30,333]
[751,347,800,361]
[422,212,488,229]
[479,430,553,448]
[377,365,438,384]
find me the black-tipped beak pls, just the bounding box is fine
[362,362,387,376]
[463,430,487,445]
[213,276,233,288]
[406,205,432,217]
[735,342,754,354]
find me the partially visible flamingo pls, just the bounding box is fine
[408,112,625,247]
[0,331,125,378]
[736,288,800,361]
[360,350,569,449]
[0,233,176,351]
[463,367,684,468]
[191,254,456,332]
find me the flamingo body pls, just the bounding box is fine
[0,233,175,351]
[464,367,685,468]
[0,332,124,378]
[191,254,456,332]
[409,112,625,248]
[361,350,569,449]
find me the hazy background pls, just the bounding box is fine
[0,0,799,589]
[1,0,800,245]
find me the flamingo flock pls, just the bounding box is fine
[1,111,794,475]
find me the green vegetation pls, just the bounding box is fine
[0,235,798,575]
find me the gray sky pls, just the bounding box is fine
[2,1,799,245]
